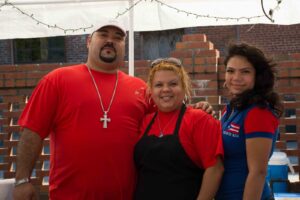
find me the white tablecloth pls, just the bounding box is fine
[0,178,14,200]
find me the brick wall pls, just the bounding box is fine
[0,32,299,195]
[185,24,300,56]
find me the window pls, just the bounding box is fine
[13,36,65,64]
[140,29,183,60]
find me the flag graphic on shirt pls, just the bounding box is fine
[227,122,240,134]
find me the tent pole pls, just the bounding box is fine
[128,0,134,76]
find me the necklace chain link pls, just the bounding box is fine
[157,112,178,137]
[86,65,118,128]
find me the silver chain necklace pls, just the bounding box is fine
[157,112,178,138]
[86,65,118,128]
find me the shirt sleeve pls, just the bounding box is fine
[192,112,224,169]
[18,73,59,139]
[244,107,279,139]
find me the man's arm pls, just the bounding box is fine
[192,101,216,117]
[13,128,43,200]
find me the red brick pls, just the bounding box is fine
[194,65,217,73]
[4,72,27,79]
[135,66,149,76]
[36,65,61,71]
[278,61,300,69]
[0,66,17,72]
[2,96,25,103]
[0,89,17,95]
[182,58,192,65]
[194,65,205,73]
[207,96,219,104]
[218,57,225,64]
[176,41,214,50]
[175,42,186,49]
[15,80,26,87]
[3,110,22,118]
[195,58,205,65]
[4,80,14,87]
[135,74,147,82]
[16,65,36,71]
[0,103,9,110]
[26,72,47,79]
[193,89,218,96]
[217,64,226,72]
[207,80,218,88]
[26,79,38,87]
[205,57,218,65]
[134,60,150,68]
[170,50,193,58]
[193,73,218,80]
[290,53,300,60]
[184,66,193,73]
[187,42,212,49]
[182,34,207,42]
[290,69,300,77]
[194,49,220,57]
[277,87,300,93]
[277,79,290,87]
[277,70,289,78]
[291,79,300,86]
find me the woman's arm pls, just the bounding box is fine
[243,137,272,200]
[242,107,278,200]
[197,156,224,200]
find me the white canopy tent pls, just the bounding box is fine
[1,0,300,75]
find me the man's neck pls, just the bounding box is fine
[85,62,118,74]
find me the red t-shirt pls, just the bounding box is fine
[139,107,224,169]
[19,64,150,200]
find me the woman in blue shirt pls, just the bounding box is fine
[216,43,283,200]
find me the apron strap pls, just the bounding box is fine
[173,104,186,136]
[143,112,157,136]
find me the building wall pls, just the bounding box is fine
[1,24,300,65]
[65,35,88,63]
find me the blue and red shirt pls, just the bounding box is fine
[216,104,279,200]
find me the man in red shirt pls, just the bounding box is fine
[13,19,151,200]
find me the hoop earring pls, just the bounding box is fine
[183,94,188,104]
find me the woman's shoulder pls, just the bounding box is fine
[246,105,278,119]
[186,106,218,123]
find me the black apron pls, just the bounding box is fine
[134,104,204,200]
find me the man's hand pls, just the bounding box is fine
[13,182,38,200]
[192,101,216,117]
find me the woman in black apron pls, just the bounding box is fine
[134,57,224,200]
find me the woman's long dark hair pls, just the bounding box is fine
[224,43,283,117]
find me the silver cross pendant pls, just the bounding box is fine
[100,111,111,128]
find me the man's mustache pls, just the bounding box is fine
[100,43,116,52]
